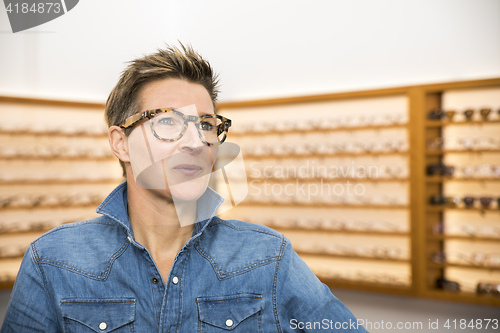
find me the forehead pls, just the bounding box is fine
[139,78,214,114]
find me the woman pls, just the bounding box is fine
[2,44,367,332]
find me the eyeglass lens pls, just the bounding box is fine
[152,112,224,144]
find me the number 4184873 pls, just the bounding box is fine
[5,3,61,14]
[444,319,498,330]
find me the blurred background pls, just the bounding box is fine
[1,0,500,331]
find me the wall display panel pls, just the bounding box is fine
[217,94,413,296]
[424,86,500,305]
[217,79,500,306]
[0,97,123,288]
[1,79,499,307]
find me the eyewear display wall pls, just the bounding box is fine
[1,79,500,307]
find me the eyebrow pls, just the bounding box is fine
[146,107,214,117]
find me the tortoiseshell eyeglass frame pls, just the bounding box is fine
[119,108,232,146]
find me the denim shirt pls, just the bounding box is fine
[2,182,367,333]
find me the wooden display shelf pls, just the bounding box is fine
[0,178,123,185]
[0,202,103,211]
[296,250,410,263]
[231,123,408,137]
[426,149,500,156]
[428,234,500,242]
[426,176,500,183]
[0,155,115,161]
[247,176,409,183]
[321,278,413,295]
[275,227,409,237]
[426,206,500,213]
[243,151,409,159]
[241,202,409,209]
[426,119,500,127]
[0,129,107,138]
[423,289,500,306]
[429,262,500,271]
[1,78,499,306]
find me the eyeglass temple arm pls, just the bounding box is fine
[217,118,232,136]
[119,109,160,129]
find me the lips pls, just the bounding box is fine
[172,164,203,177]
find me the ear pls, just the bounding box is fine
[108,126,130,163]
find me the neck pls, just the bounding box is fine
[126,178,196,259]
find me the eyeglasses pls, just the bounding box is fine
[119,108,232,146]
[429,195,500,209]
[476,282,500,296]
[436,278,461,292]
[426,163,455,176]
[428,107,499,122]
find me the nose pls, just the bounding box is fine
[179,121,204,151]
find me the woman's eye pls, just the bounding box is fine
[200,122,215,131]
[158,117,176,126]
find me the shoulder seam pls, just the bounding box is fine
[34,217,117,242]
[209,219,283,240]
[30,243,61,328]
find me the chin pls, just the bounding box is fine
[169,177,209,203]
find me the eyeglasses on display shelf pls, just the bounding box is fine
[432,222,500,239]
[0,216,90,234]
[427,136,500,151]
[0,192,105,209]
[354,272,410,286]
[426,163,455,176]
[0,244,30,259]
[0,122,108,136]
[428,107,500,122]
[429,195,500,209]
[231,112,408,135]
[245,139,409,158]
[476,282,500,296]
[0,145,112,159]
[435,277,461,292]
[427,163,500,178]
[456,252,500,268]
[295,241,405,261]
[258,217,406,233]
[0,272,16,284]
[312,267,410,287]
[432,251,500,269]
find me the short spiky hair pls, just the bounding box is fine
[105,43,220,175]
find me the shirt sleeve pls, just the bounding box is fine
[1,244,59,333]
[274,240,368,333]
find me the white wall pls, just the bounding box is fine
[0,0,499,103]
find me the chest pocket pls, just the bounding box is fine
[196,293,264,332]
[60,298,136,333]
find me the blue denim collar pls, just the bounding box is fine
[96,181,224,240]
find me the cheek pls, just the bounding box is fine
[207,146,218,165]
[148,140,178,162]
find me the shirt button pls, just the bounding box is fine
[172,276,179,284]
[226,319,234,327]
[99,322,107,330]
[152,277,159,284]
